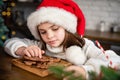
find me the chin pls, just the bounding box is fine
[49,44,59,47]
[52,45,60,48]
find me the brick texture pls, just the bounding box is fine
[75,0,120,31]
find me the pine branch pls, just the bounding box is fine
[48,65,120,80]
[48,65,84,80]
[48,65,73,79]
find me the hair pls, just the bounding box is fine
[37,26,85,51]
[62,30,85,51]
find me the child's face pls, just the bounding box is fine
[38,22,66,47]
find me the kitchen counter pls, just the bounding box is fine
[85,30,120,43]
[0,47,59,80]
[85,30,120,51]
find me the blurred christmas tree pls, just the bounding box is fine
[0,0,9,46]
[49,66,120,80]
[0,0,16,46]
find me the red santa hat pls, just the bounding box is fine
[27,0,85,40]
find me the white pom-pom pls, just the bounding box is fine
[66,46,86,65]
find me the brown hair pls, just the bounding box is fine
[62,30,85,51]
[37,27,85,51]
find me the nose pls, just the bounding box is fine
[47,30,54,39]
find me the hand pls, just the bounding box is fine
[63,65,86,80]
[15,45,45,58]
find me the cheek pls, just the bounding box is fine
[57,30,65,41]
[41,35,47,42]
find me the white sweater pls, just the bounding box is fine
[4,37,120,78]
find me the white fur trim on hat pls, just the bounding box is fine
[66,46,86,65]
[27,7,77,40]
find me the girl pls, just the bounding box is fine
[4,0,120,79]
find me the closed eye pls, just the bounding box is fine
[52,26,59,31]
[39,30,46,34]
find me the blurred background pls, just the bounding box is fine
[0,0,120,54]
[75,0,120,55]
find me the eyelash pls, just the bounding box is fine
[40,31,46,34]
[40,27,59,34]
[52,27,59,31]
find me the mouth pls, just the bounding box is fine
[48,40,57,45]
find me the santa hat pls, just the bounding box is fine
[27,0,85,40]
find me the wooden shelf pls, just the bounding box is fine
[84,30,120,52]
[85,30,120,44]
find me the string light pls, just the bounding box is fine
[0,0,16,46]
[11,31,16,35]
[1,35,6,40]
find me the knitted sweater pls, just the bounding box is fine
[4,37,120,78]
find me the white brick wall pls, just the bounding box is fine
[75,0,120,31]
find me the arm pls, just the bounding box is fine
[82,38,120,77]
[65,38,120,79]
[4,37,43,58]
[15,45,45,58]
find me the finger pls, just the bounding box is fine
[65,66,77,71]
[23,49,31,57]
[41,50,45,54]
[63,76,69,80]
[32,48,39,57]
[32,45,41,57]
[27,49,35,57]
[65,66,86,78]
[38,49,42,58]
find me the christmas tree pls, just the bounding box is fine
[0,0,9,46]
[0,0,16,46]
